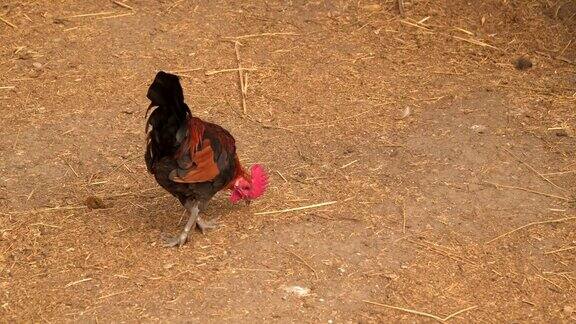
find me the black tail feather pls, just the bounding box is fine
[146,71,190,120]
[145,71,191,173]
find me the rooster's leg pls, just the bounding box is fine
[195,200,218,234]
[196,216,218,234]
[163,200,199,247]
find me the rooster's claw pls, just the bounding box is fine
[162,232,188,247]
[196,216,218,234]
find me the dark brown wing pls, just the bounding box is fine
[169,117,236,186]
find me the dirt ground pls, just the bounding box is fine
[1,0,575,322]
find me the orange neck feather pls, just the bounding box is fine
[227,155,248,190]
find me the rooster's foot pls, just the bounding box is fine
[162,232,189,247]
[162,200,199,248]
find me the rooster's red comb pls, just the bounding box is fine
[248,164,268,199]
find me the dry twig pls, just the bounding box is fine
[544,246,576,255]
[112,0,134,10]
[486,216,576,244]
[68,11,115,18]
[400,20,431,31]
[541,170,576,176]
[0,17,17,28]
[234,41,248,114]
[9,205,86,215]
[340,160,358,169]
[64,278,93,288]
[397,0,405,17]
[255,201,337,215]
[224,32,299,40]
[169,68,202,73]
[276,170,288,183]
[401,204,407,234]
[205,67,257,76]
[482,181,572,202]
[363,300,477,322]
[98,290,132,299]
[408,239,476,265]
[503,148,566,192]
[30,223,62,229]
[282,247,319,280]
[98,13,134,20]
[450,35,500,50]
[536,274,563,290]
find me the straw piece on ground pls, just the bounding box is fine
[397,0,405,17]
[66,161,80,178]
[340,160,358,169]
[0,16,17,28]
[68,11,115,18]
[503,148,566,193]
[408,239,476,266]
[112,0,134,10]
[224,32,299,40]
[230,268,280,273]
[167,0,184,12]
[98,290,131,300]
[482,181,572,201]
[205,67,257,76]
[9,205,87,215]
[486,216,576,244]
[168,68,202,73]
[255,201,337,215]
[541,169,576,176]
[246,115,297,133]
[454,27,474,35]
[0,86,15,90]
[536,274,563,290]
[363,300,478,322]
[450,35,500,50]
[98,13,134,20]
[400,19,431,31]
[544,246,576,255]
[233,41,247,114]
[64,278,93,288]
[559,39,572,57]
[282,247,319,280]
[402,204,407,234]
[276,170,288,183]
[30,223,62,229]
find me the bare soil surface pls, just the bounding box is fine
[1,1,575,323]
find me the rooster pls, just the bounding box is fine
[145,71,268,247]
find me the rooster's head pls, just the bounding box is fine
[230,164,268,204]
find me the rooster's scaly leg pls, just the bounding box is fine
[196,216,218,234]
[163,200,199,247]
[195,200,218,234]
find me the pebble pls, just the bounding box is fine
[400,106,411,119]
[471,124,487,134]
[283,285,310,297]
